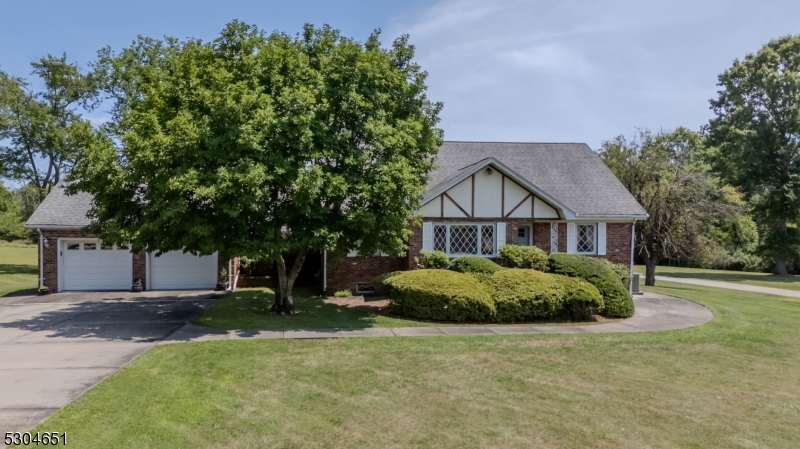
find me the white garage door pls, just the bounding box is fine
[62,240,133,291]
[149,251,218,290]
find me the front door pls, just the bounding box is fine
[518,225,531,246]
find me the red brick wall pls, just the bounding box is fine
[323,220,633,292]
[598,222,632,266]
[39,229,146,292]
[326,254,406,293]
[533,222,552,252]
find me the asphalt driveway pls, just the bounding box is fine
[0,291,215,432]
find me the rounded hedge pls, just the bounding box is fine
[547,253,634,318]
[382,269,495,322]
[498,244,549,271]
[414,249,450,269]
[485,269,564,322]
[554,275,604,320]
[449,256,504,274]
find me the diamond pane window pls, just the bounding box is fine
[428,223,496,257]
[577,224,596,254]
[433,225,447,252]
[450,225,478,254]
[480,225,494,255]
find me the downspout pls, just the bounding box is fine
[323,250,327,295]
[37,228,44,290]
[629,219,636,294]
[228,258,233,291]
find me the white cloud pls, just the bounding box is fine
[388,0,792,147]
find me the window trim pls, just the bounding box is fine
[576,223,597,255]
[432,223,497,258]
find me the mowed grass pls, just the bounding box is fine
[635,263,800,291]
[0,241,38,297]
[194,288,432,329]
[194,287,611,330]
[34,281,800,448]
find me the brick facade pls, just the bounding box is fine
[325,220,633,293]
[326,253,406,293]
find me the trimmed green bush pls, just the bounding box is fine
[599,258,632,288]
[554,275,604,320]
[414,249,450,269]
[383,269,495,321]
[485,269,564,322]
[449,256,504,274]
[498,244,549,271]
[373,271,402,296]
[548,253,634,318]
[334,289,352,298]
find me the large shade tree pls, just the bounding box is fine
[70,22,443,312]
[600,128,735,286]
[0,55,98,204]
[708,35,800,275]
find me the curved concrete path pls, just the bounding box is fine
[164,291,713,342]
[656,275,800,298]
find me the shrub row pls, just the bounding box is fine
[547,253,634,318]
[379,268,604,323]
[395,248,634,320]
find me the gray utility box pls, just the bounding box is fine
[632,273,642,294]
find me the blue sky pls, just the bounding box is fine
[2,0,799,149]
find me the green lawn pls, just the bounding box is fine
[195,287,611,329]
[635,263,800,291]
[194,288,432,329]
[34,281,800,448]
[0,242,38,297]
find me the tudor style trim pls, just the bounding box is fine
[422,157,574,220]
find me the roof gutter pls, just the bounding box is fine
[37,229,45,291]
[23,224,87,230]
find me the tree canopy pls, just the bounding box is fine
[70,22,443,311]
[0,54,98,204]
[708,35,800,275]
[600,128,736,285]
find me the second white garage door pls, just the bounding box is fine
[149,251,218,290]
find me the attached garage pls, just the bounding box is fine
[148,251,218,290]
[60,240,133,291]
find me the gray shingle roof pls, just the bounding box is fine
[24,181,93,228]
[428,141,647,218]
[25,141,646,229]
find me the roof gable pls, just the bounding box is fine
[428,142,647,219]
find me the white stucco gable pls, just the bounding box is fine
[420,158,569,219]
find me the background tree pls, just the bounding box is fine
[708,35,800,275]
[600,128,736,285]
[71,22,443,313]
[0,181,26,241]
[0,55,98,206]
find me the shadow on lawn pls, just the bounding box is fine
[193,288,390,330]
[0,295,213,341]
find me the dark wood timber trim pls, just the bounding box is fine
[443,192,471,217]
[471,175,475,217]
[505,193,532,218]
[440,195,444,217]
[531,193,535,217]
[501,174,505,216]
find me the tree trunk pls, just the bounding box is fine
[774,218,789,276]
[271,249,309,314]
[645,255,658,286]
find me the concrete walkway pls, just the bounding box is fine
[164,291,713,342]
[656,275,800,298]
[0,292,215,432]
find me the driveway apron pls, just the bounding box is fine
[0,292,214,432]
